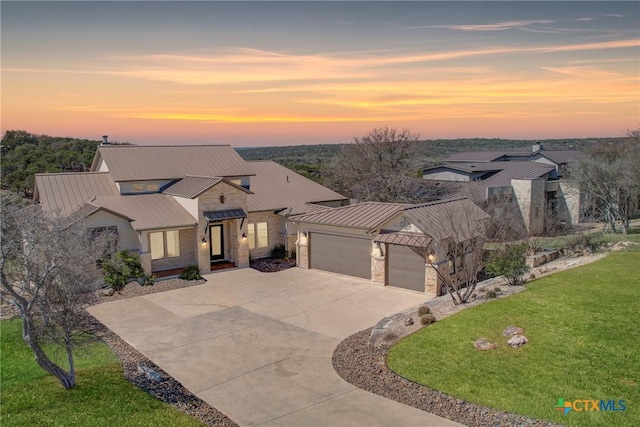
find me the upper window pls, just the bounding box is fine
[150,230,180,260]
[131,182,160,193]
[247,222,268,249]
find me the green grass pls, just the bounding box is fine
[1,319,203,426]
[388,251,640,427]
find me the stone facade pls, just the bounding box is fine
[195,182,250,272]
[296,233,309,269]
[150,227,198,272]
[511,178,546,235]
[246,211,284,259]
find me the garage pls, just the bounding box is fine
[309,233,371,279]
[386,244,426,292]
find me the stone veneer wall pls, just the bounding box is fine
[150,227,198,272]
[247,211,284,259]
[196,183,249,273]
[511,178,546,235]
[296,233,309,268]
[558,181,583,224]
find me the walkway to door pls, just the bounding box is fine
[89,268,460,427]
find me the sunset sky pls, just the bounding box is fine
[2,1,639,146]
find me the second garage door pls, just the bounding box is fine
[387,244,426,292]
[309,233,371,279]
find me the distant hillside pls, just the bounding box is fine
[1,129,627,196]
[236,137,626,182]
[0,130,129,197]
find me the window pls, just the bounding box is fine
[166,230,180,257]
[131,182,159,193]
[132,183,145,193]
[150,230,180,260]
[247,222,268,249]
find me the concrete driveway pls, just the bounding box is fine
[89,268,460,427]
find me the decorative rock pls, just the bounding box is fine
[98,287,115,297]
[404,316,414,326]
[368,317,393,347]
[137,364,162,382]
[474,338,497,351]
[507,335,528,348]
[502,325,524,337]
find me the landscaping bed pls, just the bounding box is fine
[250,257,296,272]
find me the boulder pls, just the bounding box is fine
[137,364,162,382]
[404,316,414,326]
[98,287,114,297]
[502,325,524,337]
[474,338,497,351]
[507,335,528,348]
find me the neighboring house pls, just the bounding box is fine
[289,198,488,298]
[33,145,347,276]
[422,144,589,234]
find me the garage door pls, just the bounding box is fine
[387,244,426,292]
[310,233,371,279]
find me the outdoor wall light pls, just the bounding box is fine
[201,236,207,246]
[242,232,247,240]
[302,232,308,238]
[427,253,436,263]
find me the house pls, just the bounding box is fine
[289,198,488,297]
[422,144,589,235]
[33,144,347,276]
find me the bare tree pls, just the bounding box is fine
[569,130,640,234]
[426,200,488,305]
[326,127,423,203]
[1,201,115,389]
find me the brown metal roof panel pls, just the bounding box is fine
[291,202,406,229]
[374,232,431,247]
[35,172,119,215]
[97,145,255,181]
[403,198,489,241]
[246,161,347,214]
[163,176,223,198]
[92,194,197,231]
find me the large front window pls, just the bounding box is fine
[150,230,181,260]
[247,222,268,249]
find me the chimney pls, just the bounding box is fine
[102,135,109,145]
[532,142,543,152]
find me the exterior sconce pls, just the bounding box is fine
[427,252,436,263]
[201,236,207,246]
[302,232,308,238]
[242,232,247,240]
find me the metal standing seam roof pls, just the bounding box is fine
[444,151,508,162]
[290,202,407,229]
[90,194,197,231]
[34,172,119,215]
[204,209,247,221]
[403,198,489,242]
[92,145,255,181]
[537,150,585,164]
[374,232,432,248]
[444,149,584,165]
[246,161,347,214]
[162,176,253,199]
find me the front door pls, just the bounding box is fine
[209,224,224,261]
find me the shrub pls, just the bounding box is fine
[493,286,502,292]
[417,305,431,316]
[420,314,436,325]
[179,265,202,281]
[485,290,497,299]
[270,244,286,260]
[140,274,155,286]
[289,248,296,260]
[102,250,146,292]
[486,243,531,285]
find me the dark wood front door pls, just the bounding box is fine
[209,224,224,261]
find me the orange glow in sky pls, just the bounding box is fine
[2,2,639,146]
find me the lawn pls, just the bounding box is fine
[388,250,639,427]
[0,318,203,426]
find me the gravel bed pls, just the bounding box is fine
[96,277,207,302]
[332,328,557,427]
[85,315,238,427]
[330,254,610,426]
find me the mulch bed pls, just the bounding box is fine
[250,257,296,273]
